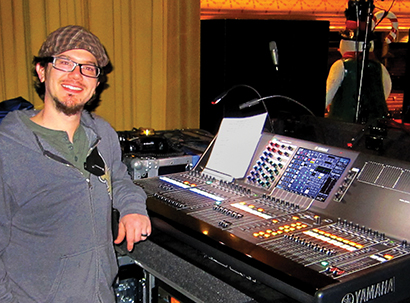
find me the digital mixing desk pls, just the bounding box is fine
[134,132,410,303]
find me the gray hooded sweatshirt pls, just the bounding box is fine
[0,109,148,303]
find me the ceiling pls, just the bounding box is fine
[200,0,410,35]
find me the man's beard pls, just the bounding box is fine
[53,96,85,116]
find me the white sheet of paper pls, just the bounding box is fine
[204,113,267,180]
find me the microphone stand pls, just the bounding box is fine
[355,0,374,123]
[239,95,316,117]
[350,0,389,151]
[211,84,261,105]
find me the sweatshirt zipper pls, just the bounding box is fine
[33,132,95,182]
[33,131,104,290]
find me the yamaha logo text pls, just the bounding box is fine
[341,277,395,303]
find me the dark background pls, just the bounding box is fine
[200,19,330,134]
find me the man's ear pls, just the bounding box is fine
[36,63,46,83]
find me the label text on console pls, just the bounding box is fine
[341,277,395,303]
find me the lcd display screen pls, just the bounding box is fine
[276,148,350,202]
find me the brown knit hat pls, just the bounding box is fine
[38,25,109,67]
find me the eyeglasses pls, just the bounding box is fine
[48,57,101,78]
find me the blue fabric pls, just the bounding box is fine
[0,97,33,123]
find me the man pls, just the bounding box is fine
[0,25,151,302]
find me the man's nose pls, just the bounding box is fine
[69,65,82,77]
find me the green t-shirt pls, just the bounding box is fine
[22,114,90,177]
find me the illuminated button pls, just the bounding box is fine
[370,255,386,262]
[272,219,278,224]
[384,254,394,260]
[292,216,300,220]
[253,232,260,237]
[344,245,357,252]
[333,268,345,276]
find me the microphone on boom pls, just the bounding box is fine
[211,84,261,105]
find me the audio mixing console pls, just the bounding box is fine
[134,132,410,303]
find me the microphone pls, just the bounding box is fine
[211,84,261,105]
[211,91,229,105]
[238,99,261,110]
[269,41,279,71]
[239,95,316,118]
